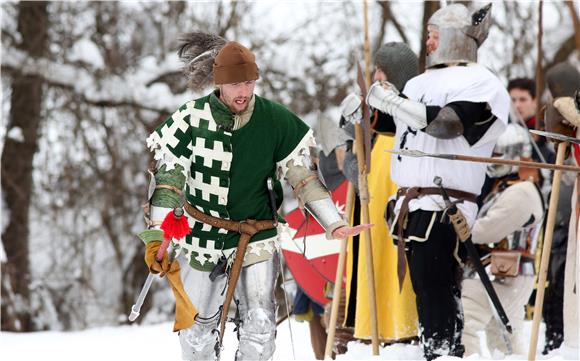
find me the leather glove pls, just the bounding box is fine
[145,241,179,277]
[340,93,362,124]
[145,241,198,331]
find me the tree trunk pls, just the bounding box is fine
[1,1,49,332]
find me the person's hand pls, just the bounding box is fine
[145,241,179,277]
[331,224,373,239]
[340,93,362,124]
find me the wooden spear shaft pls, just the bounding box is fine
[528,141,568,361]
[360,0,380,355]
[436,153,580,173]
[355,125,380,355]
[534,0,543,126]
[324,182,356,360]
[565,0,580,59]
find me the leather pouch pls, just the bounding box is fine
[491,251,521,277]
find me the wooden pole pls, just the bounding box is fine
[360,0,380,355]
[324,183,356,359]
[565,0,580,61]
[354,125,380,355]
[534,0,543,127]
[392,149,580,172]
[448,154,580,173]
[528,141,568,361]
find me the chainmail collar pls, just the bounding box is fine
[209,90,255,131]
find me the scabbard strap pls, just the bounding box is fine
[183,202,276,345]
[394,186,477,292]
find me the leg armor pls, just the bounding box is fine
[178,256,226,361]
[234,252,280,361]
[178,253,280,361]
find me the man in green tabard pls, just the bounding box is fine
[140,38,370,361]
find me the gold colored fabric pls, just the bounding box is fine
[145,241,198,331]
[344,135,418,341]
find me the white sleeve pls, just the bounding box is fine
[472,182,543,244]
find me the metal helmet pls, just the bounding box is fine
[374,42,419,91]
[426,3,492,68]
[487,123,532,178]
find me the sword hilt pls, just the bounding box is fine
[434,177,470,241]
[433,176,454,209]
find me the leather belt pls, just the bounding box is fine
[395,187,477,291]
[183,202,276,345]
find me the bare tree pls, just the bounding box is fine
[1,1,49,332]
[373,1,409,56]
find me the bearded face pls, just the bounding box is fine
[219,80,256,113]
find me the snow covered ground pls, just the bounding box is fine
[1,319,578,360]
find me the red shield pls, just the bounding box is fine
[281,180,348,305]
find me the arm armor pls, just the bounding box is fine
[285,160,347,239]
[424,106,464,139]
[366,81,428,130]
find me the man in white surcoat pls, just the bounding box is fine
[364,3,510,360]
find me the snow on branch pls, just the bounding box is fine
[2,47,190,114]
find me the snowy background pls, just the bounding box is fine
[1,0,579,360]
[1,319,578,360]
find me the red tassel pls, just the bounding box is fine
[160,208,191,241]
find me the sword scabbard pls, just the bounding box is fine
[433,176,513,333]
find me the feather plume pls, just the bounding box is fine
[177,32,227,91]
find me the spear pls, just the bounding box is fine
[534,0,544,127]
[357,0,380,355]
[325,1,379,357]
[387,147,580,174]
[324,182,355,360]
[529,139,568,361]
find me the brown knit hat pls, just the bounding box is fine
[213,41,259,85]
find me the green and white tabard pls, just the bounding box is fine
[146,92,313,271]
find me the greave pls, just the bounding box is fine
[179,311,221,361]
[234,252,279,361]
[235,307,276,361]
[177,253,280,361]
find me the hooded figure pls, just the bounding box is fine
[338,42,419,347]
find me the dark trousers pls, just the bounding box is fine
[542,225,568,354]
[403,211,464,360]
